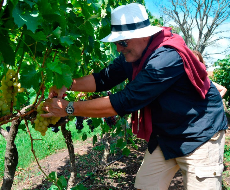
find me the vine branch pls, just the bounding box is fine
[24,119,61,190]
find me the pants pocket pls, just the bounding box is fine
[195,164,224,178]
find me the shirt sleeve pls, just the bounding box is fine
[109,47,185,117]
[92,54,132,92]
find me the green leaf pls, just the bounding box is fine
[93,135,97,146]
[82,133,87,141]
[47,62,62,75]
[53,27,62,38]
[48,171,57,181]
[57,176,67,189]
[122,147,130,156]
[37,0,53,14]
[0,34,15,66]
[24,30,47,42]
[116,138,126,149]
[18,124,26,131]
[91,118,102,128]
[53,64,72,89]
[71,184,88,190]
[48,185,59,190]
[85,21,94,36]
[12,4,42,33]
[116,138,124,148]
[24,0,35,8]
[102,123,110,133]
[60,36,74,46]
[68,45,82,62]
[20,65,40,90]
[80,21,94,36]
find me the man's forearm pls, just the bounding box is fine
[73,96,117,117]
[70,74,96,92]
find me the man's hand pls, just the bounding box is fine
[49,86,68,99]
[41,98,68,118]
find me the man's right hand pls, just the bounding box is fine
[48,86,68,99]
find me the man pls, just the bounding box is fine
[41,3,227,190]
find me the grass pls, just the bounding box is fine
[225,144,230,162]
[223,132,230,189]
[0,119,100,178]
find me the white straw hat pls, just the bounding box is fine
[101,3,163,42]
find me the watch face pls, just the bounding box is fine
[66,105,74,114]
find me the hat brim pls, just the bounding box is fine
[101,25,163,42]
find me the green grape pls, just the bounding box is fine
[2,104,8,111]
[7,81,13,86]
[18,88,24,93]
[34,101,60,136]
[13,82,18,87]
[43,120,49,126]
[0,69,23,110]
[34,119,39,124]
[0,97,10,117]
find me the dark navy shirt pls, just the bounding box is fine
[93,46,228,160]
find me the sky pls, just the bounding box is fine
[144,0,230,69]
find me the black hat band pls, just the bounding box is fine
[111,19,150,32]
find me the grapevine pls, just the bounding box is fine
[34,102,60,136]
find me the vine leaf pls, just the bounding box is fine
[47,62,62,75]
[0,35,15,66]
[20,65,40,90]
[72,184,88,190]
[53,27,62,38]
[12,4,42,33]
[82,133,87,141]
[60,36,74,46]
[18,124,26,132]
[48,171,57,181]
[57,175,67,189]
[93,135,97,146]
[24,30,47,42]
[122,147,130,156]
[53,64,72,89]
[91,118,102,128]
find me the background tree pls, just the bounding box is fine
[159,0,230,56]
[211,55,230,101]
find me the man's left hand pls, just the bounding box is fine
[41,98,68,118]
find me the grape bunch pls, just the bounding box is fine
[104,116,116,127]
[0,97,10,117]
[86,119,95,132]
[75,116,84,130]
[0,69,23,107]
[34,102,60,136]
[0,69,23,117]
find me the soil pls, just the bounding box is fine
[11,128,230,190]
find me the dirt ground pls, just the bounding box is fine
[11,128,230,190]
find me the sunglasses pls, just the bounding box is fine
[113,40,129,47]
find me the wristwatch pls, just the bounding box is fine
[66,101,74,115]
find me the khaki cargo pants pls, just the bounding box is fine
[135,130,225,190]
